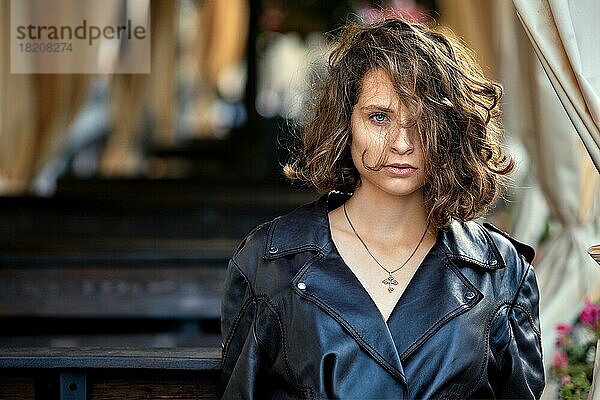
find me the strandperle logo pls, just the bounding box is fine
[15,19,147,47]
[10,0,151,74]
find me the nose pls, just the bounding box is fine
[390,128,414,154]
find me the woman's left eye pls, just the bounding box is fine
[369,113,388,124]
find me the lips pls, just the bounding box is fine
[383,163,417,177]
[385,163,416,169]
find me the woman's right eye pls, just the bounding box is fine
[369,113,389,124]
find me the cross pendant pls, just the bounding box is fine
[382,274,399,293]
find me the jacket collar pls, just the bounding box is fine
[264,191,505,270]
[262,191,505,383]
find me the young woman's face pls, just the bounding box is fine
[350,68,426,198]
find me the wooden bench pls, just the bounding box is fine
[0,347,222,399]
[0,239,233,348]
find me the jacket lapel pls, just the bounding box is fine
[291,241,407,384]
[385,239,483,360]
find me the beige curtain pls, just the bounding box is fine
[190,0,248,136]
[101,0,177,176]
[0,2,34,194]
[0,1,91,195]
[513,0,600,172]
[437,0,497,79]
[100,73,147,176]
[495,0,551,247]
[198,0,248,89]
[149,0,176,147]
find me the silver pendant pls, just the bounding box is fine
[382,274,399,293]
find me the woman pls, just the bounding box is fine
[220,15,545,399]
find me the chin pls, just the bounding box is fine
[355,171,425,198]
[373,182,424,198]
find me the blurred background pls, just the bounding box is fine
[0,0,598,390]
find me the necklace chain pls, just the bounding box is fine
[343,202,430,292]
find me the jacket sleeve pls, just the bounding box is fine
[494,263,545,399]
[219,256,264,399]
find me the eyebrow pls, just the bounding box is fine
[359,105,396,113]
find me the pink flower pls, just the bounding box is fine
[555,322,572,336]
[561,375,571,386]
[552,351,569,371]
[580,298,600,329]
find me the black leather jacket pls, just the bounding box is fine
[220,192,545,399]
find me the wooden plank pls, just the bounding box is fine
[0,202,275,243]
[0,348,222,370]
[0,348,222,399]
[0,186,317,243]
[0,239,237,263]
[0,266,225,319]
[0,369,220,400]
[88,370,219,399]
[0,332,221,348]
[53,178,317,207]
[0,376,34,400]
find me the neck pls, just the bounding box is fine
[345,185,430,246]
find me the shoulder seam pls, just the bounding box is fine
[221,294,256,363]
[232,219,273,258]
[462,301,512,398]
[511,265,541,338]
[229,257,256,297]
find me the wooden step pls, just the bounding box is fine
[0,347,222,399]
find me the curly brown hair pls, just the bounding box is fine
[284,15,514,228]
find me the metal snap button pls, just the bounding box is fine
[269,246,278,254]
[297,282,307,290]
[464,291,476,300]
